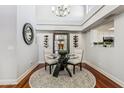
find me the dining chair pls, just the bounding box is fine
[68,49,84,74]
[44,48,58,74]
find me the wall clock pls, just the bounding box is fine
[23,23,34,45]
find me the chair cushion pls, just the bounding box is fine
[69,55,79,59]
[46,59,58,65]
[68,59,81,64]
[47,55,54,59]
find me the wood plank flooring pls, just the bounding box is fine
[0,63,122,88]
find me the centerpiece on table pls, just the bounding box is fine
[58,50,68,57]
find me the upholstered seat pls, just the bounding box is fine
[44,48,58,74]
[68,49,84,74]
[68,59,81,64]
[45,58,58,64]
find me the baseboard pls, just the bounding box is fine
[84,61,124,87]
[0,62,39,86]
[0,63,39,85]
[16,63,39,84]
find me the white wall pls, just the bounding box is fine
[37,32,53,63]
[0,6,39,84]
[84,12,124,85]
[0,6,17,83]
[37,31,85,63]
[17,6,38,78]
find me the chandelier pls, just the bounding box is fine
[52,5,70,17]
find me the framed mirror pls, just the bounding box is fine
[53,33,70,54]
[23,23,34,45]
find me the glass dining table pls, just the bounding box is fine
[53,50,72,78]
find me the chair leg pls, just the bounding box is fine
[52,65,54,69]
[45,63,47,70]
[73,65,75,74]
[80,63,82,71]
[65,65,72,77]
[49,65,52,74]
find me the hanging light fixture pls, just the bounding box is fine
[52,5,70,17]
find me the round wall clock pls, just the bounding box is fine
[23,23,34,45]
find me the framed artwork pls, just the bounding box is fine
[73,35,78,48]
[44,35,49,48]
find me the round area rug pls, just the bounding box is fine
[29,66,96,88]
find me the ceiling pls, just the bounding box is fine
[35,5,85,26]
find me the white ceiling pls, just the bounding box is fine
[35,5,85,26]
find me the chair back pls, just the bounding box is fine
[81,50,84,62]
[44,48,53,61]
[74,49,84,62]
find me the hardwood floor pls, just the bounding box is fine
[82,63,122,88]
[0,63,122,88]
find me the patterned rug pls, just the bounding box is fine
[29,66,96,88]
